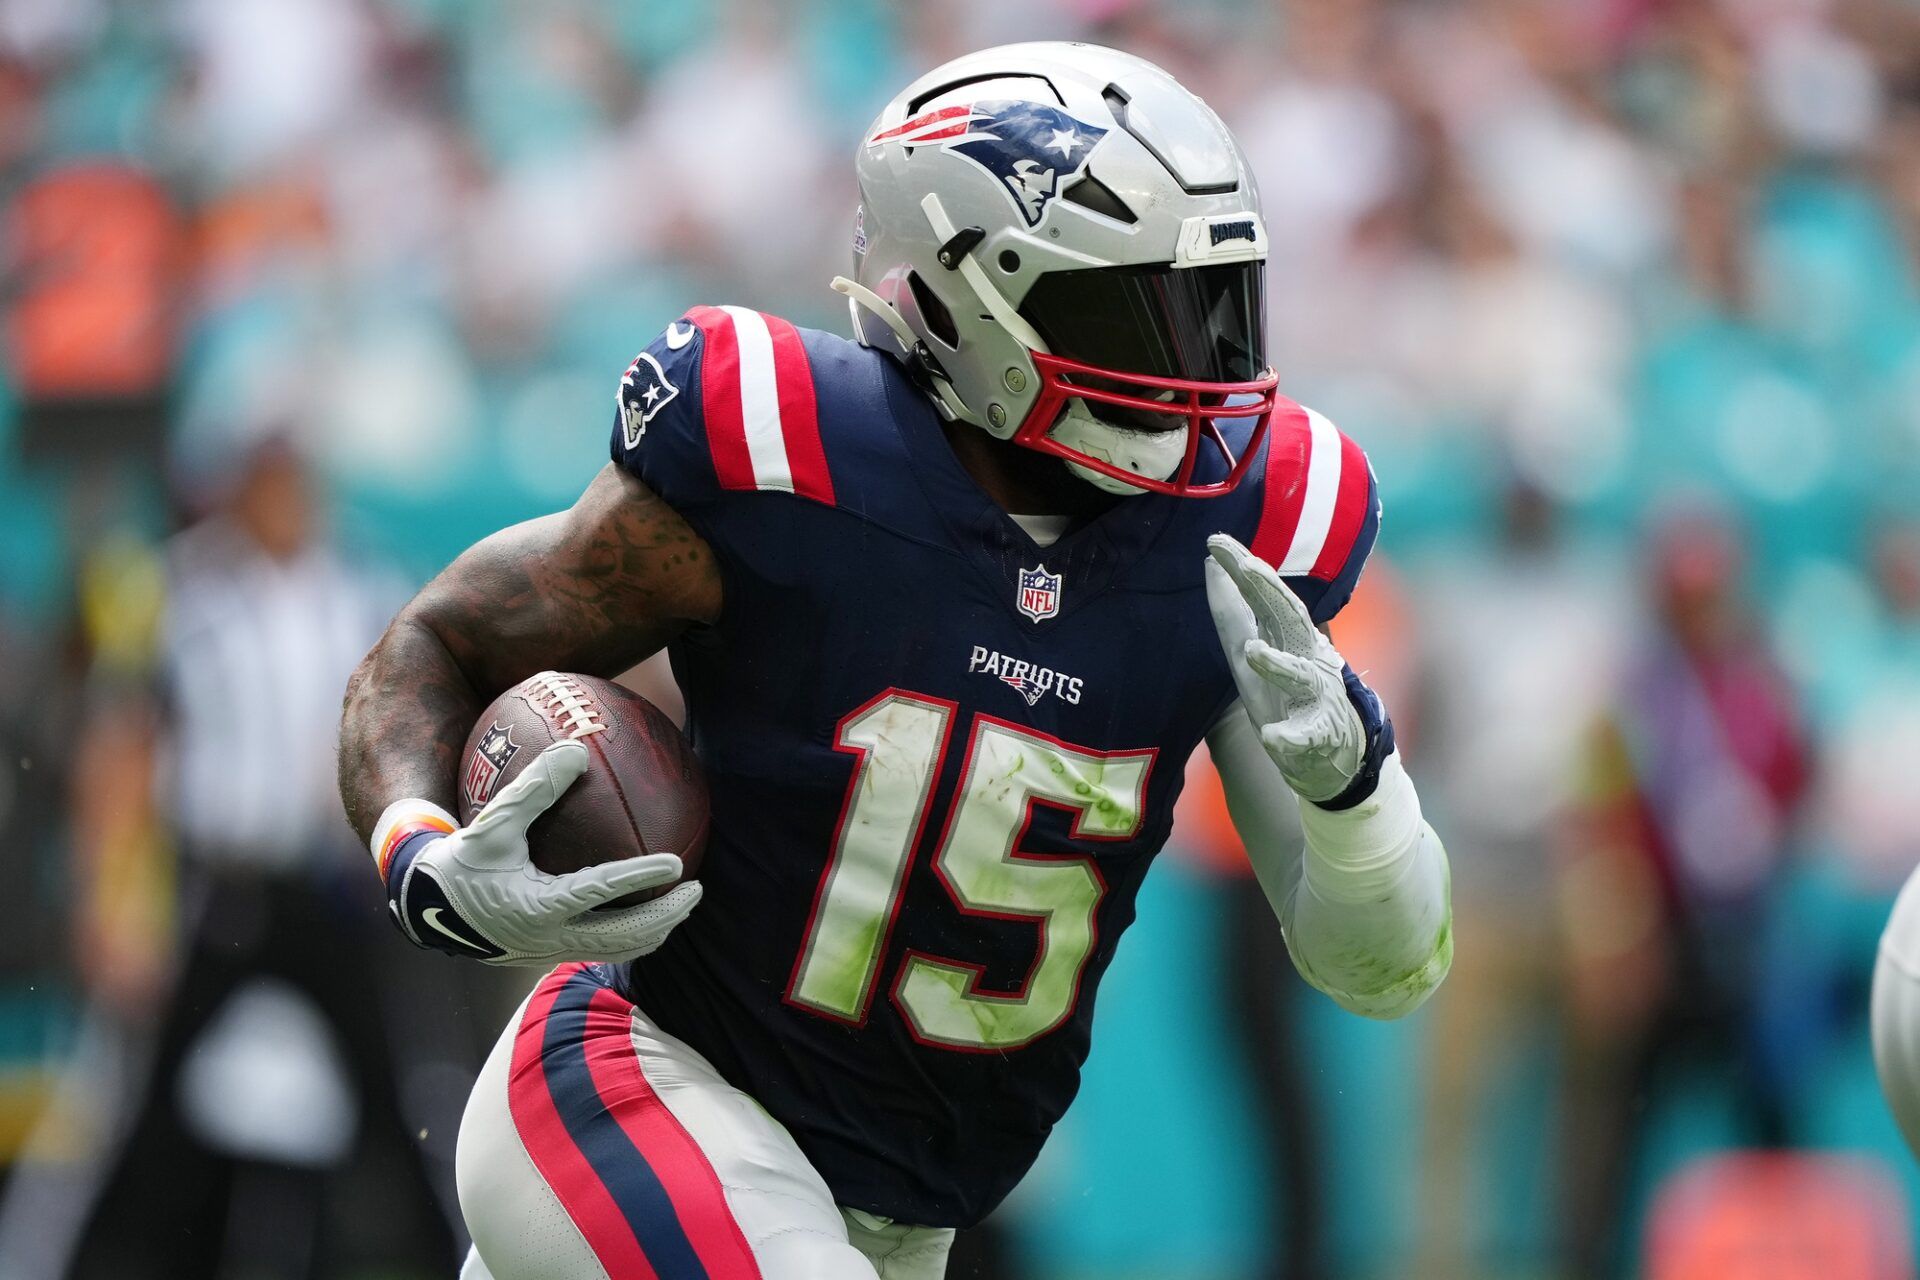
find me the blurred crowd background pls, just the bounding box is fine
[3,0,1920,1276]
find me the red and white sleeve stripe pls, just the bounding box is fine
[685,305,836,505]
[1249,402,1374,579]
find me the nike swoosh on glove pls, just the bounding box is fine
[370,740,702,966]
[1205,533,1395,808]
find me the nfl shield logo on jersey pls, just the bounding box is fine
[1017,564,1062,622]
[463,723,519,810]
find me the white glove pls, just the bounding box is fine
[1205,533,1367,804]
[371,740,702,966]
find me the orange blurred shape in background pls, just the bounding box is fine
[1646,1152,1913,1280]
[7,163,181,400]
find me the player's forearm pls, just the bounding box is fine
[1285,756,1451,1019]
[1210,711,1451,1019]
[338,466,722,845]
[338,610,483,843]
[337,545,659,844]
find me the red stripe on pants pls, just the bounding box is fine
[507,965,660,1278]
[579,987,763,1278]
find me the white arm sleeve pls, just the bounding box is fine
[1208,702,1453,1020]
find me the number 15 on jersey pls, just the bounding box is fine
[785,690,1156,1052]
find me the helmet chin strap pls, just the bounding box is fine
[831,275,918,350]
[830,275,971,423]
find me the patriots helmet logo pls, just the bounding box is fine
[869,100,1109,228]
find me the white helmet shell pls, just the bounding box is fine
[841,42,1278,497]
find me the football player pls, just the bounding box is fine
[1875,869,1920,1155]
[339,43,1453,1280]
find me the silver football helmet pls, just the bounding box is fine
[837,42,1277,498]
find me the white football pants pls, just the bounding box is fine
[456,963,953,1280]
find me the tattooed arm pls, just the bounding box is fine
[338,463,722,844]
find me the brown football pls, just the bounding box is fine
[457,671,708,900]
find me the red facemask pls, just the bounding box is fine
[1008,349,1280,498]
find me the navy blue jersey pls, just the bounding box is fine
[608,304,1378,1228]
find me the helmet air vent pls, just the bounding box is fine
[907,271,959,347]
[1061,174,1137,225]
[906,73,1063,117]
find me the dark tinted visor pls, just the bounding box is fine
[1020,261,1267,383]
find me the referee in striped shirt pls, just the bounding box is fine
[67,438,462,1279]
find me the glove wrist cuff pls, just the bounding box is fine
[371,798,458,880]
[1311,664,1396,811]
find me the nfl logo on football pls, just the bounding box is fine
[463,722,519,810]
[1017,565,1062,623]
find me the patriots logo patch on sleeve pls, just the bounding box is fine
[619,349,681,450]
[869,100,1108,228]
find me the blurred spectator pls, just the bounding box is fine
[44,441,458,1280]
[1556,509,1813,1280]
[1415,476,1632,1274]
[1815,520,1920,894]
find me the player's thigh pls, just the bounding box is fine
[458,963,877,1280]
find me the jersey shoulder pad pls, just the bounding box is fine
[1244,399,1380,624]
[610,305,843,510]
